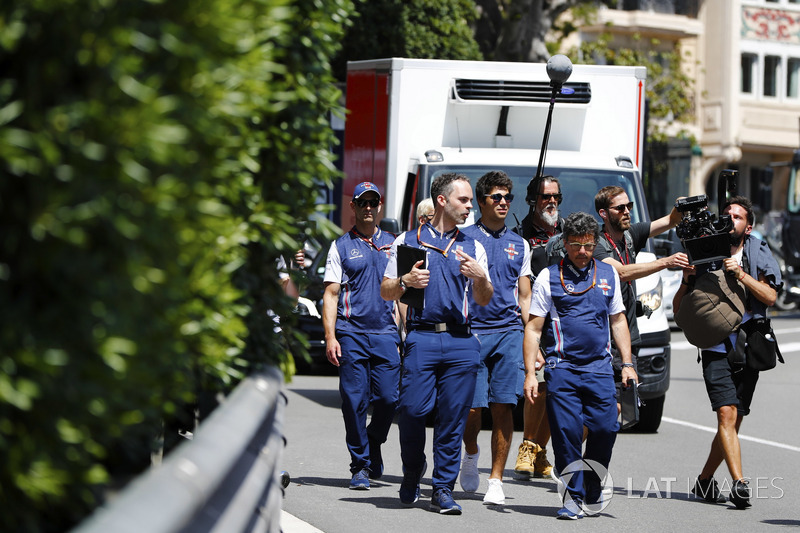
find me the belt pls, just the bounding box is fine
[408,323,471,335]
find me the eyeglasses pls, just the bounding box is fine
[486,193,514,203]
[566,242,596,251]
[608,202,634,213]
[354,198,380,208]
[538,193,563,202]
[422,214,434,221]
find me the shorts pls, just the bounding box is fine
[701,350,760,416]
[471,330,524,408]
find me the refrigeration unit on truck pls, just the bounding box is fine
[341,57,670,431]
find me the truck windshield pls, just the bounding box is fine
[421,166,647,229]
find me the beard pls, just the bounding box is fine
[539,207,559,227]
[730,229,746,247]
[609,215,630,233]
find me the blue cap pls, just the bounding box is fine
[353,181,381,200]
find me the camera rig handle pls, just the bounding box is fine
[717,169,738,215]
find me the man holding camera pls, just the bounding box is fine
[593,186,689,396]
[673,196,780,509]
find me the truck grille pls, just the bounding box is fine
[452,79,591,104]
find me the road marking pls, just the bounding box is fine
[662,417,800,453]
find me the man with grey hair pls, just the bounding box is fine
[523,212,637,520]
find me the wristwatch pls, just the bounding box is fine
[398,276,407,292]
[621,363,635,368]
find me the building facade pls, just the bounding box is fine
[574,0,800,219]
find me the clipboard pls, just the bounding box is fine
[397,244,426,309]
[619,379,640,430]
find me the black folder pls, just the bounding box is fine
[620,378,640,430]
[397,244,426,309]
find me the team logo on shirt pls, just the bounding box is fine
[598,278,612,295]
[504,243,520,260]
[350,249,364,259]
[564,283,576,292]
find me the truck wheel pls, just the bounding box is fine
[634,395,665,432]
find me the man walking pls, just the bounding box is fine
[523,212,637,519]
[382,173,493,515]
[459,171,532,505]
[513,175,563,480]
[673,196,780,509]
[323,182,400,490]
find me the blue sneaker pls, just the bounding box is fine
[431,488,462,515]
[349,468,370,490]
[368,437,383,480]
[556,504,584,520]
[399,462,427,505]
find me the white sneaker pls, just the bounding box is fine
[483,478,505,505]
[459,446,480,492]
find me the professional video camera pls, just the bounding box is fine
[675,169,737,265]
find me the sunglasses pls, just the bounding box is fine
[608,202,634,213]
[354,198,380,208]
[486,193,514,203]
[566,242,596,251]
[538,193,563,202]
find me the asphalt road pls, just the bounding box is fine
[279,315,800,532]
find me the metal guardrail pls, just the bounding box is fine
[73,367,288,533]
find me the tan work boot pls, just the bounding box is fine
[534,446,554,479]
[514,439,540,478]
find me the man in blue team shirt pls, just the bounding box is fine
[523,212,637,520]
[381,173,493,515]
[458,171,532,505]
[323,182,400,491]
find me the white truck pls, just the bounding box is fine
[340,58,670,431]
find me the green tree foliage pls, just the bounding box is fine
[0,0,352,530]
[334,0,482,78]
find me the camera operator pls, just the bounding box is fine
[673,196,781,509]
[593,186,690,401]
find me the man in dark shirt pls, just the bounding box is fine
[512,175,564,480]
[592,186,688,394]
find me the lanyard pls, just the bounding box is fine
[559,258,597,296]
[603,231,632,286]
[603,232,630,265]
[417,224,459,257]
[351,229,391,252]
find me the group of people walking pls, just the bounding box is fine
[321,171,780,518]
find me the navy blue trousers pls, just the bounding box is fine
[338,332,400,474]
[545,367,618,503]
[398,330,479,490]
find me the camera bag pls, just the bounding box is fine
[675,269,746,349]
[741,317,784,371]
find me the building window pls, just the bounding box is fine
[764,55,780,97]
[789,59,800,98]
[741,53,757,94]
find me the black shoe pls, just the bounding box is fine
[368,437,383,480]
[691,476,726,503]
[399,462,427,505]
[730,479,752,509]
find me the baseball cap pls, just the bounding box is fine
[353,181,382,200]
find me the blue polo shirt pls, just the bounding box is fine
[462,220,532,332]
[324,227,397,334]
[384,223,490,327]
[531,258,624,374]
